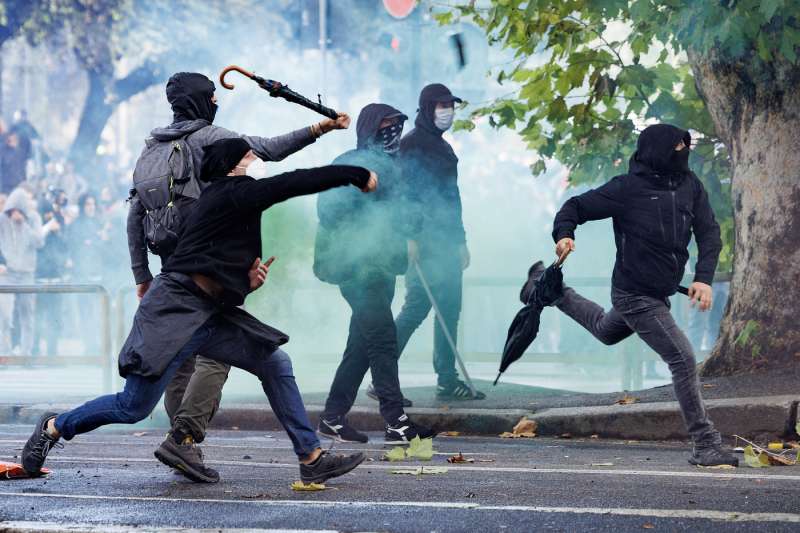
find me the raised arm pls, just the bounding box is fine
[232,165,372,213]
[552,176,626,242]
[126,195,152,285]
[691,179,722,285]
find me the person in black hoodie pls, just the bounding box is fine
[22,138,375,485]
[376,83,485,401]
[546,123,737,467]
[314,103,434,443]
[128,72,351,482]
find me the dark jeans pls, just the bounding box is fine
[323,274,405,423]
[395,257,463,386]
[164,355,231,443]
[557,285,721,446]
[55,316,320,458]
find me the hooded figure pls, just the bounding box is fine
[314,103,412,284]
[545,123,737,468]
[0,187,45,355]
[388,83,483,401]
[553,123,721,298]
[315,103,435,445]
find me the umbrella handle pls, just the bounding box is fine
[555,248,571,268]
[220,65,256,90]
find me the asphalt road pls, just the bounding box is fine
[1,424,799,532]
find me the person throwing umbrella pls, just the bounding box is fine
[542,124,737,467]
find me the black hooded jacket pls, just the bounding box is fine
[400,83,466,251]
[552,124,722,298]
[314,103,413,284]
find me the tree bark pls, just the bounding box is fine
[688,48,800,375]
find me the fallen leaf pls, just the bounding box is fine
[499,431,536,439]
[558,433,572,439]
[615,395,637,405]
[132,432,148,437]
[407,437,434,461]
[513,417,538,435]
[696,464,736,470]
[591,462,614,467]
[384,446,406,462]
[447,453,474,464]
[767,442,784,451]
[1,461,50,479]
[590,434,600,439]
[743,445,770,468]
[702,383,715,389]
[796,421,800,437]
[785,441,800,449]
[767,453,795,466]
[291,481,326,491]
[441,431,461,437]
[642,524,655,529]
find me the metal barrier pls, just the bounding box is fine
[0,283,114,393]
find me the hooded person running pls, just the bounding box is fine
[366,83,484,403]
[128,72,351,482]
[539,123,737,467]
[313,103,434,443]
[23,137,377,483]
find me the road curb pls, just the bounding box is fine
[530,395,799,441]
[2,395,796,441]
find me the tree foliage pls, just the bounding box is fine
[436,0,800,272]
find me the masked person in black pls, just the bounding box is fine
[127,72,351,481]
[544,124,737,467]
[23,137,376,484]
[314,104,435,443]
[368,84,485,402]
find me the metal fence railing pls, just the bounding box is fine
[0,284,114,393]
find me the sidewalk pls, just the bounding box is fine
[2,369,797,442]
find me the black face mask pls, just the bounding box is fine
[670,146,690,173]
[376,123,403,154]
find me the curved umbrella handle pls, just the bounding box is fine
[555,248,571,268]
[219,65,256,90]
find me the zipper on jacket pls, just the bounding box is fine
[669,178,680,284]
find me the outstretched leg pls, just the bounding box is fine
[556,285,635,346]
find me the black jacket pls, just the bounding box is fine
[552,124,722,298]
[314,103,413,284]
[400,84,466,251]
[164,165,370,307]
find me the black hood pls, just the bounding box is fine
[199,138,251,182]
[355,103,407,150]
[629,124,691,178]
[166,72,218,124]
[414,83,462,136]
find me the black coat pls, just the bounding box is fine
[400,84,466,252]
[552,124,722,298]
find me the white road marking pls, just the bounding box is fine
[0,523,337,533]
[0,492,799,524]
[35,455,800,482]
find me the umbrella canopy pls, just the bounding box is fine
[494,256,566,386]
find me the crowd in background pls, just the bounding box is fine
[0,111,130,356]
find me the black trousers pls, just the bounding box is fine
[323,273,404,423]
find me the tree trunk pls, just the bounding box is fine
[68,67,114,173]
[688,49,800,376]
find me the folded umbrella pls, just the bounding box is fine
[494,254,568,386]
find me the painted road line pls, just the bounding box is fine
[0,493,799,524]
[0,523,338,533]
[37,456,800,482]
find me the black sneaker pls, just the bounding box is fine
[366,383,413,407]
[317,416,369,443]
[300,450,365,484]
[689,445,739,467]
[436,380,486,401]
[22,412,62,476]
[385,414,436,443]
[154,434,220,483]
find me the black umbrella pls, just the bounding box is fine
[494,253,569,386]
[494,252,691,385]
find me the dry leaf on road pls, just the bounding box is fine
[391,467,448,475]
[291,481,326,491]
[447,453,475,464]
[440,431,461,437]
[615,395,637,405]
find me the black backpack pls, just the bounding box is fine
[131,133,201,256]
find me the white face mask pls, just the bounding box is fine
[244,158,269,179]
[434,107,455,131]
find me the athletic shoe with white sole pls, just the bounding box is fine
[317,415,369,443]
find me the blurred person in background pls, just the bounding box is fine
[375,83,485,402]
[34,188,70,356]
[0,186,59,355]
[315,103,434,444]
[1,131,30,194]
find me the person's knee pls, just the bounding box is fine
[116,394,155,424]
[263,348,295,378]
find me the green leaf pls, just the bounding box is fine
[758,0,783,21]
[385,446,406,462]
[743,445,770,468]
[407,436,434,461]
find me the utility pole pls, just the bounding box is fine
[319,0,327,96]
